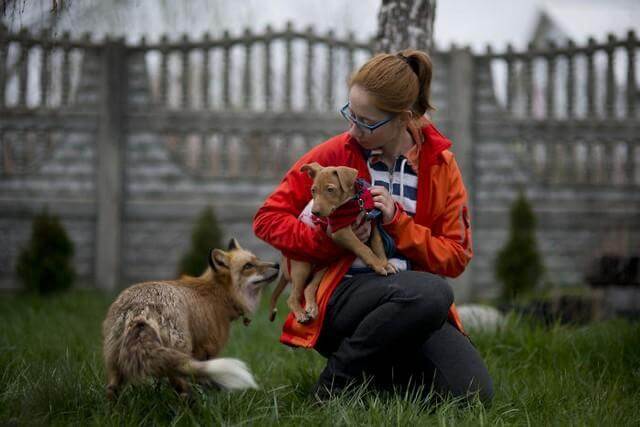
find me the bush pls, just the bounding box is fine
[495,191,544,302]
[16,210,75,294]
[178,206,223,276]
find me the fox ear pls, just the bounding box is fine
[228,238,242,251]
[300,162,322,179]
[209,249,229,271]
[334,166,358,193]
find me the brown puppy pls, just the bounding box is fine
[102,238,278,399]
[270,162,397,323]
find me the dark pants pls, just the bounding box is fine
[314,271,494,404]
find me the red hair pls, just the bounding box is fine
[349,49,434,119]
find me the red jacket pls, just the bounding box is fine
[253,123,472,348]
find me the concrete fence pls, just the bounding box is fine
[1,23,638,300]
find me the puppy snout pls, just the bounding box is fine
[274,263,280,270]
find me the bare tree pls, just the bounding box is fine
[375,0,436,53]
[1,0,70,31]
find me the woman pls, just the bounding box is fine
[253,49,493,404]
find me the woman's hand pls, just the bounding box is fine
[351,211,371,242]
[370,186,396,223]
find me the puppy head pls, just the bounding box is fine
[209,238,279,314]
[301,162,358,217]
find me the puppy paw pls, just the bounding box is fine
[384,262,399,274]
[305,304,318,320]
[294,311,311,323]
[371,263,389,276]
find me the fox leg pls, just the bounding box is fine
[288,259,313,323]
[105,363,123,400]
[169,375,191,399]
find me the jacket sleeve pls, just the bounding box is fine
[383,157,473,277]
[253,148,348,266]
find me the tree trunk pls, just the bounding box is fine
[375,0,436,54]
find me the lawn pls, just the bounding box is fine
[1,290,639,426]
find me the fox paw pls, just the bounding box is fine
[106,385,118,401]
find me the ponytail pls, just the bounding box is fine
[349,49,434,120]
[397,49,434,117]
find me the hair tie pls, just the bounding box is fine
[396,53,419,77]
[397,53,410,65]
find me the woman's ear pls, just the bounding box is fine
[397,110,413,127]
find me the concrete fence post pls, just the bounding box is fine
[447,47,475,302]
[95,41,126,290]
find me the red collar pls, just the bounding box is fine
[326,179,376,231]
[313,178,375,231]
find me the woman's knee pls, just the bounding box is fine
[397,272,454,320]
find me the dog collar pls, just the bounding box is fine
[325,179,380,231]
[352,178,376,212]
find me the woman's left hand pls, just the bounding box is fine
[370,186,396,223]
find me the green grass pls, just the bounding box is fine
[1,290,639,426]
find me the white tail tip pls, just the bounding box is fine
[196,358,259,390]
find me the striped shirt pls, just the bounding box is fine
[367,149,418,217]
[348,149,418,273]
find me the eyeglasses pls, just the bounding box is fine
[339,102,394,134]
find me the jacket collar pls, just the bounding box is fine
[344,117,452,170]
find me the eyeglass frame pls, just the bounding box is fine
[339,102,395,134]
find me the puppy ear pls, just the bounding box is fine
[334,166,359,193]
[300,162,322,179]
[209,249,229,271]
[228,238,242,251]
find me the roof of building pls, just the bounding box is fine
[533,0,640,45]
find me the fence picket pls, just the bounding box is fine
[264,25,273,111]
[284,22,293,111]
[243,28,252,110]
[18,28,29,107]
[202,33,210,110]
[326,29,335,111]
[305,26,314,111]
[605,34,616,118]
[61,32,71,106]
[223,30,230,109]
[0,24,6,107]
[545,41,556,119]
[586,37,596,118]
[160,35,169,108]
[566,40,575,119]
[181,34,189,109]
[625,31,636,118]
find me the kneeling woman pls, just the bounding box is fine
[253,49,493,404]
